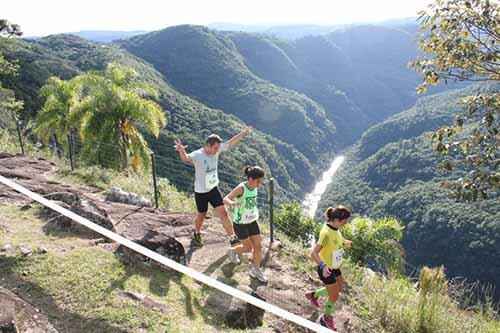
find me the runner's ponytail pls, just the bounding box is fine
[326,205,351,221]
[244,166,265,180]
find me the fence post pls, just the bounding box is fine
[269,177,274,244]
[67,133,74,171]
[15,119,25,155]
[151,152,159,209]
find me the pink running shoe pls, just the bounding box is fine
[319,314,337,331]
[306,292,321,308]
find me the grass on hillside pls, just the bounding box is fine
[55,165,196,213]
[0,203,273,333]
[276,231,500,333]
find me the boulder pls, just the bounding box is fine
[117,236,186,266]
[105,187,151,207]
[205,287,265,330]
[42,192,115,233]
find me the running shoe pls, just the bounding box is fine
[319,314,337,331]
[306,292,321,308]
[249,266,268,283]
[226,247,241,264]
[192,231,203,247]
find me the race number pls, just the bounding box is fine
[205,171,219,188]
[332,248,344,268]
[241,209,259,224]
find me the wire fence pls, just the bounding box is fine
[1,124,428,327]
[1,126,341,325]
[1,127,308,243]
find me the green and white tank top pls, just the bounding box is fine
[232,182,259,224]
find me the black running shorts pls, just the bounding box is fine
[233,221,260,240]
[317,265,342,285]
[194,187,224,213]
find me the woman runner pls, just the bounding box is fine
[307,206,352,330]
[224,166,268,283]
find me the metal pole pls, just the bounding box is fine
[15,119,25,155]
[269,177,274,244]
[151,152,159,209]
[68,133,74,171]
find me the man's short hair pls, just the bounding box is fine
[206,134,223,146]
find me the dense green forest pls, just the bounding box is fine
[225,24,462,144]
[118,25,337,162]
[318,83,500,299]
[118,24,460,149]
[0,34,314,193]
[2,23,461,195]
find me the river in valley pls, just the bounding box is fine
[302,156,345,218]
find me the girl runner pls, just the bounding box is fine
[224,166,268,283]
[307,206,352,330]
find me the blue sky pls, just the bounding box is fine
[6,0,433,36]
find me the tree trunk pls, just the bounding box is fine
[120,134,128,171]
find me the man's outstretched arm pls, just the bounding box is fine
[227,126,252,147]
[175,138,192,163]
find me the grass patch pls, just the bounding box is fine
[0,204,271,332]
[0,128,66,162]
[347,264,500,333]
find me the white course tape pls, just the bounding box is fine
[0,175,333,333]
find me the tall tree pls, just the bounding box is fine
[68,63,167,171]
[34,77,81,148]
[0,19,23,133]
[411,0,499,201]
[0,19,22,76]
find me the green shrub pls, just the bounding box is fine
[342,216,405,275]
[274,201,321,245]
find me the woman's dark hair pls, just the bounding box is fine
[206,134,223,146]
[244,166,265,179]
[326,205,351,221]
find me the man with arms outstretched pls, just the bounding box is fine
[175,127,252,247]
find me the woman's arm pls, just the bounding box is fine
[311,243,332,277]
[223,185,244,206]
[310,243,324,265]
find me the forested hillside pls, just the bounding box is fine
[119,23,456,146]
[0,35,314,193]
[318,83,500,299]
[118,25,338,162]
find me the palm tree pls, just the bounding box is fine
[69,63,167,171]
[34,76,81,149]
